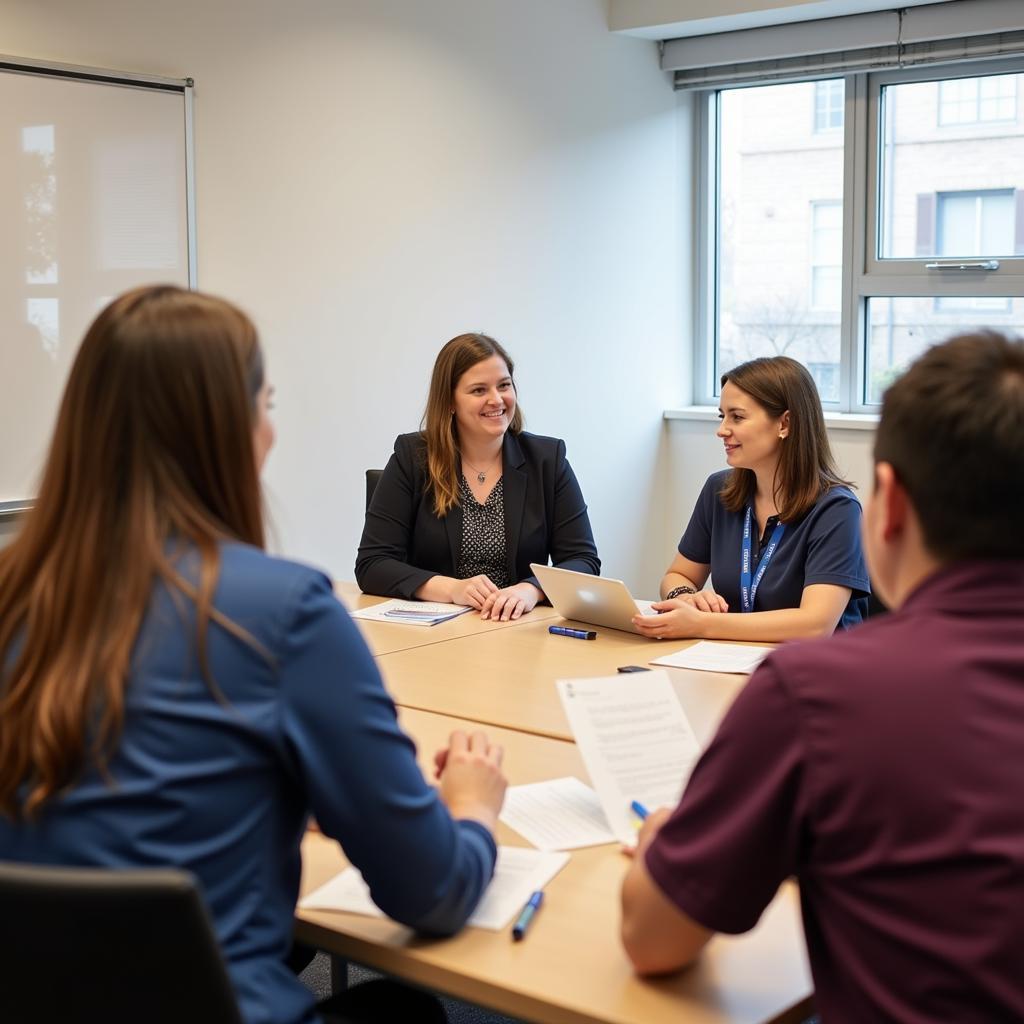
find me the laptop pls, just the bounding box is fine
[530,564,657,635]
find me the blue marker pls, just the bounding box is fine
[512,890,545,941]
[630,800,650,821]
[549,625,597,640]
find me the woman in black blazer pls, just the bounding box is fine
[355,333,600,620]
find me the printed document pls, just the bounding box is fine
[556,671,700,845]
[349,599,473,627]
[500,776,616,850]
[651,640,771,674]
[299,846,570,930]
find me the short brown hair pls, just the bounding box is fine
[719,356,850,521]
[874,330,1024,560]
[422,333,524,516]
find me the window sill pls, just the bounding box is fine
[663,407,879,432]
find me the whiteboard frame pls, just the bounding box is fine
[0,55,197,520]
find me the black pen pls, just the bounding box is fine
[548,625,597,640]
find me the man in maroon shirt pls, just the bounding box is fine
[621,331,1024,1023]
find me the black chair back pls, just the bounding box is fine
[0,862,242,1024]
[365,469,384,511]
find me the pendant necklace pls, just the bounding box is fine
[464,454,500,485]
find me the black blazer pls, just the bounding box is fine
[355,431,600,599]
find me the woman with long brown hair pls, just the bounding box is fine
[634,356,869,641]
[356,332,600,620]
[0,287,506,1024]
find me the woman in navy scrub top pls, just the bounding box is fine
[634,356,869,642]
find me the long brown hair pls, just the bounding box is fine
[421,333,524,516]
[718,356,850,521]
[0,285,266,819]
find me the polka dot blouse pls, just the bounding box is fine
[457,475,509,588]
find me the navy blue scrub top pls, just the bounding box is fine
[679,470,870,629]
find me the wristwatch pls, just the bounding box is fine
[665,585,697,600]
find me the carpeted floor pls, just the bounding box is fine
[300,951,524,1024]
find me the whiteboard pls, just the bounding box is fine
[0,58,194,508]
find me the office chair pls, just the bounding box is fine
[0,862,243,1024]
[365,469,384,511]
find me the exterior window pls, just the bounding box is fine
[697,67,1024,411]
[713,81,843,401]
[936,190,1015,256]
[939,75,1017,125]
[810,201,842,311]
[814,80,844,133]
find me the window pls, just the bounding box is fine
[936,190,1015,257]
[697,65,1024,410]
[810,201,842,312]
[713,82,844,399]
[814,80,844,133]
[938,75,1017,125]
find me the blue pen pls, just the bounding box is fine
[512,890,544,941]
[548,625,597,641]
[630,800,650,821]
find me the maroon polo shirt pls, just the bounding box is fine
[645,560,1024,1023]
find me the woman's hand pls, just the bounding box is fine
[480,582,542,621]
[449,574,500,609]
[632,599,709,640]
[675,589,728,613]
[435,730,507,832]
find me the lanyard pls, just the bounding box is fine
[740,506,786,614]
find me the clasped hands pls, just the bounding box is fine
[449,575,543,621]
[631,589,728,639]
[433,730,507,831]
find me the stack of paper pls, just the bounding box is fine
[299,846,570,930]
[350,599,473,627]
[651,640,771,674]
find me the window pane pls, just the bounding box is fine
[879,73,1024,259]
[717,82,843,398]
[936,190,1014,256]
[866,296,1024,401]
[814,80,844,133]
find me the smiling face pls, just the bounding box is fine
[716,380,788,476]
[451,355,516,447]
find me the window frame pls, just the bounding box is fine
[693,58,1024,412]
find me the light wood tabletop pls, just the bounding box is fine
[375,618,758,742]
[296,707,813,1024]
[334,581,559,657]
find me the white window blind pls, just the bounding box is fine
[663,0,1024,89]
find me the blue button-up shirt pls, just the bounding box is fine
[0,543,496,1024]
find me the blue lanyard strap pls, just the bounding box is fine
[740,506,786,614]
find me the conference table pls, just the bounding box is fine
[334,581,560,656]
[296,584,814,1024]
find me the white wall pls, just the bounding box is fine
[666,420,875,564]
[1,0,688,592]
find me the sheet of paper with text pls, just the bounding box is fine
[556,670,701,845]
